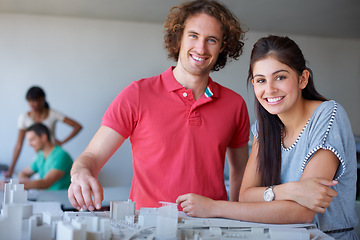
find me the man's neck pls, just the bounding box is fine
[172,66,209,101]
[42,143,55,158]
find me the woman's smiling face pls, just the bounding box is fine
[252,56,307,116]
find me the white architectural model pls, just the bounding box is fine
[0,180,334,240]
[110,199,135,221]
[0,179,33,240]
[156,202,178,240]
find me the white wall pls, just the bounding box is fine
[0,13,359,187]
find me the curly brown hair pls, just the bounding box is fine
[164,0,246,71]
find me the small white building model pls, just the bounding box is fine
[29,215,52,240]
[109,199,135,221]
[56,215,111,240]
[138,207,158,227]
[0,179,33,240]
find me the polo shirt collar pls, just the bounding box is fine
[162,66,219,98]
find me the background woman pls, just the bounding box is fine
[177,35,358,239]
[3,86,82,178]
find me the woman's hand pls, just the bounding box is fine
[0,180,8,191]
[54,139,62,146]
[176,193,216,218]
[286,178,337,213]
[2,170,13,178]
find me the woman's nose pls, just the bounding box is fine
[265,81,278,93]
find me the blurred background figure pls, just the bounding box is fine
[0,123,73,190]
[2,86,82,178]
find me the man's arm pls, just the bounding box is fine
[226,144,248,201]
[68,126,126,211]
[18,166,35,181]
[21,169,65,189]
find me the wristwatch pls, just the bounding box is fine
[264,185,275,201]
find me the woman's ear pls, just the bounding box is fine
[299,69,310,89]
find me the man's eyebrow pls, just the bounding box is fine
[186,30,199,35]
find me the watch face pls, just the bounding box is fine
[264,188,274,201]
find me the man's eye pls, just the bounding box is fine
[208,38,216,44]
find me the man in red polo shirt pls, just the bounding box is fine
[68,0,250,211]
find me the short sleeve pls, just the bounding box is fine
[17,112,30,130]
[101,82,140,139]
[302,101,352,179]
[18,113,25,129]
[251,121,259,140]
[30,155,40,173]
[50,109,66,122]
[228,98,250,148]
[51,150,73,172]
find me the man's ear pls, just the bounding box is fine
[41,133,48,142]
[299,69,309,89]
[220,42,226,53]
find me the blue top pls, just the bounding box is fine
[252,100,358,239]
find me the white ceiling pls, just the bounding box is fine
[1,0,360,39]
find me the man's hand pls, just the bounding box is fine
[68,171,104,211]
[68,126,126,211]
[176,193,216,218]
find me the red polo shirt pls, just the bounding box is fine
[102,67,250,209]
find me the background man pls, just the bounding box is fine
[1,123,73,190]
[68,0,249,211]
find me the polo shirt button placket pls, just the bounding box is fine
[183,92,188,97]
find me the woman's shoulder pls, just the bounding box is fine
[47,108,66,119]
[309,100,337,123]
[307,100,352,145]
[18,111,30,118]
[313,100,335,112]
[17,111,32,128]
[311,100,349,124]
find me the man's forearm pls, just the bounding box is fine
[18,172,31,181]
[22,179,51,190]
[226,146,248,202]
[228,173,243,201]
[70,152,99,178]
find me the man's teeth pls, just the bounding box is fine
[192,56,205,61]
[267,97,282,103]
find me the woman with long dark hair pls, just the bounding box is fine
[177,35,358,239]
[3,86,82,178]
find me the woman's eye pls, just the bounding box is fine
[255,78,265,83]
[276,76,286,81]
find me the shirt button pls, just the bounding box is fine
[183,92,188,97]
